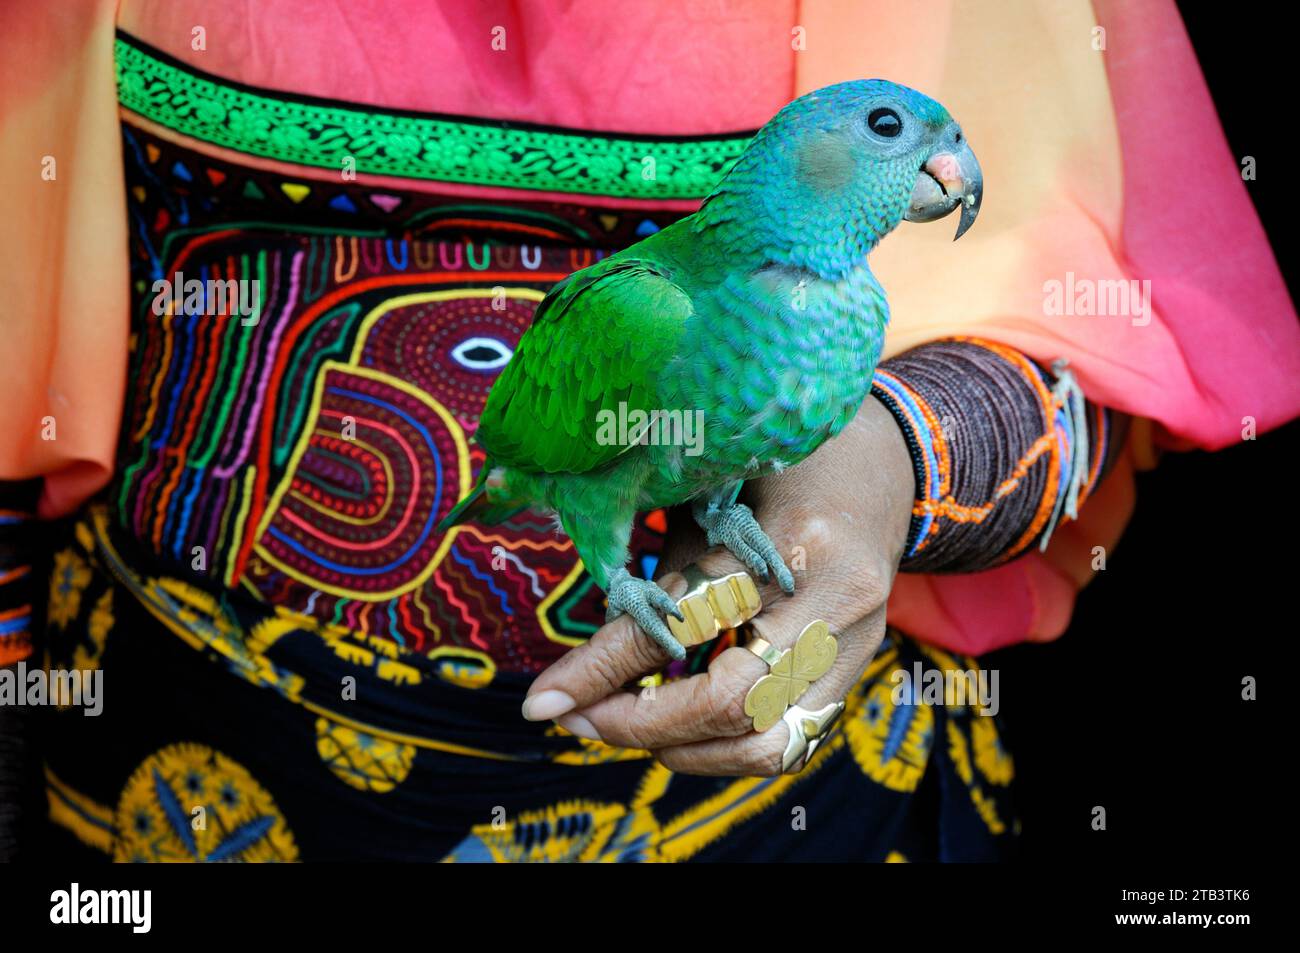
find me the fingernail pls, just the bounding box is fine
[521,690,575,721]
[557,712,602,742]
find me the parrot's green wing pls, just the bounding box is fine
[476,257,693,474]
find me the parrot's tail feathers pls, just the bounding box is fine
[436,470,527,531]
[436,484,485,532]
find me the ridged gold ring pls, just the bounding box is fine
[780,700,846,774]
[666,565,763,648]
[742,620,838,732]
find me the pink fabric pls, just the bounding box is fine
[117,0,797,134]
[116,0,798,208]
[1093,0,1298,449]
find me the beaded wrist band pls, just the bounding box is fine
[871,338,1122,574]
[0,481,39,666]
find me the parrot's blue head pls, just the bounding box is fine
[701,79,982,276]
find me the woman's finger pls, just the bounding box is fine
[556,645,761,747]
[520,572,689,722]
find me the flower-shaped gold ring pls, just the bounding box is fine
[742,620,838,732]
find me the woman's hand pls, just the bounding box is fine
[521,396,916,776]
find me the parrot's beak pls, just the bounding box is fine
[904,133,983,240]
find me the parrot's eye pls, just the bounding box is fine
[867,108,903,138]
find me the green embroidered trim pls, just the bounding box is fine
[115,36,752,200]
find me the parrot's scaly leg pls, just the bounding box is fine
[691,496,796,595]
[605,567,687,661]
[554,487,686,661]
[556,499,691,660]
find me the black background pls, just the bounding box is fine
[998,2,1293,864]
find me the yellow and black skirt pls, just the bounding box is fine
[38,507,1017,862]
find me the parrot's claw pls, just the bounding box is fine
[605,567,687,661]
[692,500,796,595]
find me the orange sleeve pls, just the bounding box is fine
[0,1,129,519]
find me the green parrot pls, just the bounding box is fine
[437,79,983,660]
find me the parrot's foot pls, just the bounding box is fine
[692,500,796,595]
[605,567,687,661]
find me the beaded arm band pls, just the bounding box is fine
[871,338,1125,573]
[0,480,38,859]
[0,481,39,667]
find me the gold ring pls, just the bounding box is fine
[666,565,763,648]
[743,637,783,667]
[742,620,838,732]
[780,700,846,774]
